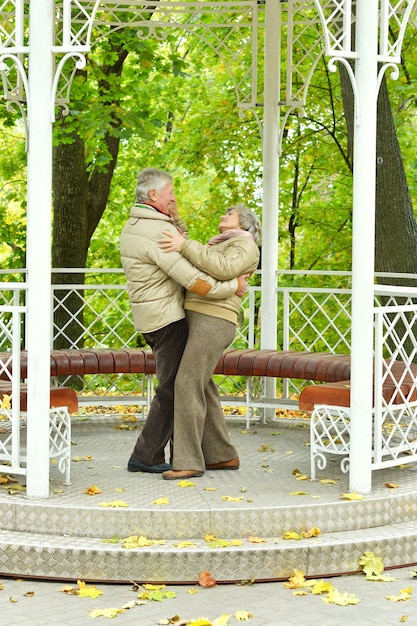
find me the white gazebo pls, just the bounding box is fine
[0,0,416,497]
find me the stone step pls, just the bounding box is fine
[0,518,416,583]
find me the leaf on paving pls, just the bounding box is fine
[234,610,254,620]
[23,591,34,597]
[143,584,166,590]
[99,500,128,508]
[283,569,307,589]
[320,479,338,484]
[295,474,309,481]
[9,596,18,603]
[72,455,94,462]
[204,487,217,491]
[303,526,321,538]
[138,590,176,601]
[240,486,247,493]
[0,583,3,590]
[247,536,266,543]
[284,450,293,455]
[384,482,400,488]
[282,531,304,540]
[410,570,417,578]
[221,495,243,502]
[176,480,196,487]
[290,491,309,496]
[114,488,125,492]
[89,607,125,618]
[151,497,170,505]
[358,551,385,579]
[186,619,212,626]
[102,537,119,544]
[310,580,335,595]
[400,615,409,622]
[339,492,364,500]
[322,588,360,605]
[188,587,200,594]
[176,541,196,548]
[157,616,184,625]
[199,570,217,587]
[84,485,102,496]
[385,587,412,602]
[122,535,165,549]
[77,580,103,599]
[257,444,274,453]
[292,590,308,596]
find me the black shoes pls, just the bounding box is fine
[127,458,171,473]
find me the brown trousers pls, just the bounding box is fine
[172,311,238,471]
[131,318,188,465]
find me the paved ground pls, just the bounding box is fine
[1,565,417,625]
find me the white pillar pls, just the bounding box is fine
[25,1,54,497]
[349,0,379,493]
[261,0,280,350]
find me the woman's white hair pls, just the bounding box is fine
[227,203,262,245]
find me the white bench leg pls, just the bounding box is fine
[49,406,71,484]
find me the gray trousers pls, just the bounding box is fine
[131,318,189,465]
[172,311,238,471]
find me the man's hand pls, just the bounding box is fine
[236,274,249,297]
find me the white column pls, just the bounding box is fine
[349,0,379,493]
[25,1,54,497]
[261,0,280,350]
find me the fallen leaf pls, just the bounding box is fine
[283,569,307,589]
[310,580,335,595]
[77,580,103,599]
[282,531,303,540]
[1,395,11,409]
[204,487,217,491]
[176,541,196,548]
[322,588,360,605]
[320,479,338,484]
[247,536,266,544]
[151,497,170,505]
[199,571,217,587]
[358,551,385,579]
[72,455,94,462]
[84,485,102,496]
[386,587,412,602]
[89,607,125,618]
[384,482,400,488]
[303,526,321,538]
[99,500,128,508]
[290,491,309,496]
[221,496,243,502]
[177,480,196,487]
[340,492,364,500]
[234,610,254,620]
[122,535,165,549]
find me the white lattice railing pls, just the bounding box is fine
[310,285,417,479]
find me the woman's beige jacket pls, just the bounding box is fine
[120,204,238,333]
[180,236,260,325]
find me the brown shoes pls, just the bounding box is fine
[206,457,240,470]
[162,469,204,480]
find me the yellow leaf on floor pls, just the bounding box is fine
[151,497,170,505]
[284,569,307,589]
[99,500,128,508]
[339,492,364,500]
[234,610,254,620]
[89,607,125,618]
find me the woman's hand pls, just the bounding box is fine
[158,229,185,252]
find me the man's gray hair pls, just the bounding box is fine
[135,168,173,203]
[227,203,262,245]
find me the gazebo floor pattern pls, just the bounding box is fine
[0,417,417,582]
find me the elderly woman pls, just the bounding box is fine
[158,203,261,480]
